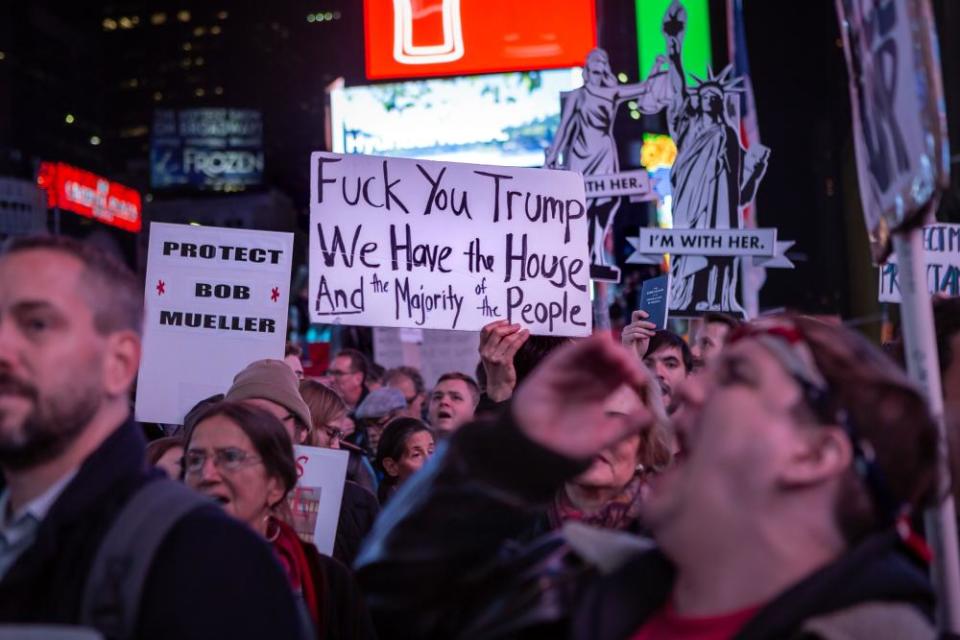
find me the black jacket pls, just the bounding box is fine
[355,417,936,639]
[335,480,380,567]
[0,417,304,639]
[300,539,378,640]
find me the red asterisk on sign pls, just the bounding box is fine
[156,280,166,295]
[270,287,280,302]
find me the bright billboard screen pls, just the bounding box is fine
[329,68,582,167]
[363,0,595,80]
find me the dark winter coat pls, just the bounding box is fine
[355,416,936,640]
[0,418,304,639]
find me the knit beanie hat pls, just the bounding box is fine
[226,359,312,430]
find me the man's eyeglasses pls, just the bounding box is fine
[326,369,353,378]
[183,448,261,474]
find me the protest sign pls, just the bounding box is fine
[374,327,482,389]
[290,446,349,555]
[308,152,591,336]
[135,222,293,425]
[878,223,960,303]
[626,229,794,268]
[618,3,792,318]
[837,2,960,630]
[836,0,949,260]
[545,59,668,283]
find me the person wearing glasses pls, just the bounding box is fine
[357,317,938,638]
[327,349,370,411]
[298,379,350,450]
[298,379,380,566]
[183,400,375,640]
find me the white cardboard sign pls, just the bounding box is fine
[308,152,591,336]
[135,222,293,425]
[290,446,349,556]
[878,223,960,303]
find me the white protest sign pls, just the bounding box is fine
[878,223,960,303]
[290,446,349,556]
[626,228,795,268]
[136,222,293,425]
[374,327,482,389]
[308,152,591,337]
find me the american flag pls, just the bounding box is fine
[727,0,765,318]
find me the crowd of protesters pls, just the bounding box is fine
[0,235,958,639]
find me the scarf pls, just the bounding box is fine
[548,474,647,532]
[269,516,321,628]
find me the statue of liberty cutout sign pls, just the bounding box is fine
[545,49,671,282]
[663,1,770,314]
[549,1,789,307]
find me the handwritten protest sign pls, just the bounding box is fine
[290,446,349,555]
[878,223,960,303]
[308,152,591,336]
[135,222,293,425]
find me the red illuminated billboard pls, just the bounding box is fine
[363,0,596,80]
[37,162,142,232]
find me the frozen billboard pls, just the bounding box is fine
[150,108,264,191]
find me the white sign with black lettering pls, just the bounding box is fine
[308,152,591,336]
[582,170,654,200]
[626,228,795,267]
[135,222,293,425]
[878,223,960,303]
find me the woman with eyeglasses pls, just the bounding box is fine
[300,379,378,493]
[298,379,380,567]
[182,400,376,640]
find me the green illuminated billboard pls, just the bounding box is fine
[636,0,711,82]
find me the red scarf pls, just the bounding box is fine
[269,516,320,627]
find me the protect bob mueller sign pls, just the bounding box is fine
[37,162,142,232]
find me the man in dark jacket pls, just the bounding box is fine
[0,236,303,638]
[356,317,938,639]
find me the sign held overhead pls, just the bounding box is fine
[136,222,293,425]
[308,152,591,336]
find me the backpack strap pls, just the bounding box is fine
[80,479,210,640]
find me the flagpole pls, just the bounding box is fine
[892,219,960,632]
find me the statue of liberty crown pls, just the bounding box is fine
[690,65,744,96]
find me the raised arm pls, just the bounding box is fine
[739,145,771,205]
[662,1,688,102]
[355,336,655,637]
[613,56,671,113]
